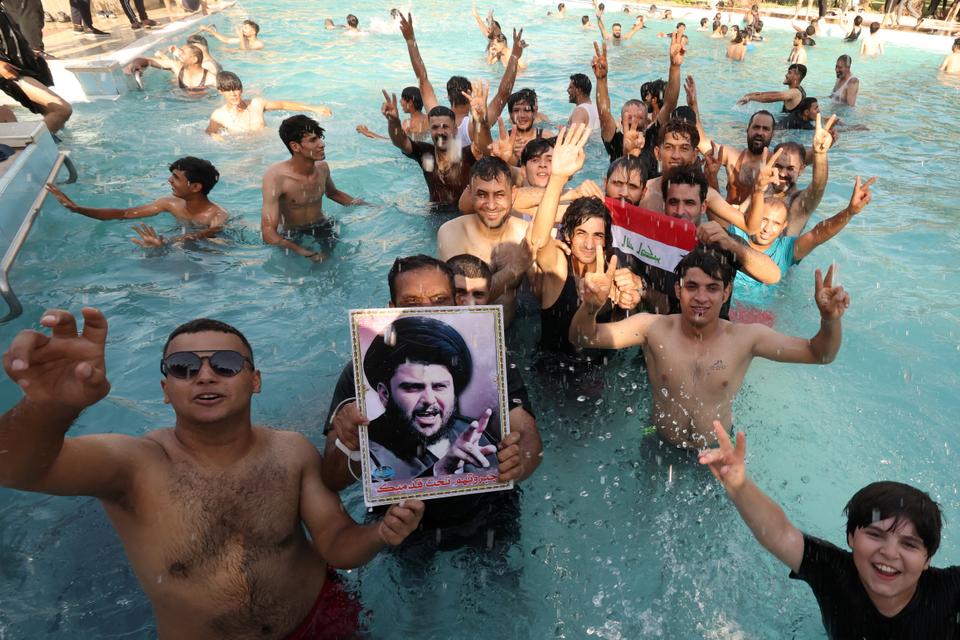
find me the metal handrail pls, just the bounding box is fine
[0,151,69,324]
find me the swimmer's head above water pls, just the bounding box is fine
[400,86,423,113]
[445,75,470,108]
[168,156,220,197]
[521,137,554,188]
[560,196,612,269]
[215,71,244,105]
[605,156,646,206]
[673,244,735,324]
[446,254,492,306]
[426,105,456,149]
[662,164,708,226]
[468,157,513,230]
[279,115,325,159]
[507,88,538,131]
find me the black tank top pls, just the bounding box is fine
[540,258,612,355]
[782,85,806,113]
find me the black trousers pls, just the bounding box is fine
[2,0,43,51]
[69,0,93,28]
[118,0,148,24]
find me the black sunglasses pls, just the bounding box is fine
[160,351,254,379]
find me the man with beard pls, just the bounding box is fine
[262,116,366,262]
[569,245,848,449]
[383,80,492,208]
[830,55,860,106]
[438,157,531,322]
[736,63,808,116]
[698,110,777,205]
[501,88,554,166]
[321,254,542,547]
[767,113,833,235]
[362,316,498,482]
[566,72,600,131]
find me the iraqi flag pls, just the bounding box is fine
[605,198,698,272]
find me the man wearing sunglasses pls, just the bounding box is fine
[0,308,424,639]
[322,254,543,550]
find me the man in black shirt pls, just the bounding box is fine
[321,255,542,545]
[701,424,960,639]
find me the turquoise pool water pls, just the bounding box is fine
[1,0,960,637]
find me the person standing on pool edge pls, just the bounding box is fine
[261,115,367,262]
[699,422,960,638]
[0,309,424,639]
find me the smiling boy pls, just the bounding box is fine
[700,423,960,638]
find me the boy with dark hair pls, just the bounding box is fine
[262,115,365,261]
[46,157,228,248]
[446,254,492,306]
[199,19,264,50]
[737,64,808,114]
[701,424,960,638]
[567,72,600,130]
[207,71,331,137]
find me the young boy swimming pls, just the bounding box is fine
[700,422,960,638]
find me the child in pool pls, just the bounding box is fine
[700,422,960,639]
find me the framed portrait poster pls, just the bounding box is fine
[349,305,513,507]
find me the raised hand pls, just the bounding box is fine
[811,112,837,154]
[622,117,645,157]
[332,400,367,451]
[814,264,850,321]
[378,499,425,545]
[380,89,400,121]
[489,118,517,163]
[612,268,644,310]
[697,421,747,490]
[3,308,110,410]
[591,41,608,80]
[702,141,724,181]
[669,30,686,66]
[434,408,498,475]
[45,184,80,212]
[684,74,698,107]
[754,147,783,192]
[550,123,590,179]
[131,223,165,248]
[572,179,605,199]
[847,175,876,214]
[399,12,414,41]
[510,27,528,59]
[462,79,490,125]
[580,251,617,310]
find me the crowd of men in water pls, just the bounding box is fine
[2,3,960,639]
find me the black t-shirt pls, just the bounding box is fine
[790,534,960,639]
[603,127,660,180]
[402,141,476,206]
[777,113,815,131]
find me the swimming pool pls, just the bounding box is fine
[1,0,959,636]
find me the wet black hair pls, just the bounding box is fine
[182,44,203,64]
[186,34,208,47]
[582,15,590,24]
[164,318,253,361]
[804,25,815,36]
[720,25,729,34]
[470,156,513,186]
[558,2,565,9]
[401,86,423,111]
[853,15,863,26]
[508,88,538,112]
[520,137,555,166]
[712,19,721,30]
[242,19,260,34]
[346,14,359,28]
[954,37,960,51]
[388,254,455,304]
[641,79,666,107]
[674,244,736,287]
[168,156,219,195]
[773,140,807,164]
[661,164,707,204]
[677,22,686,29]
[427,105,456,120]
[845,481,943,557]
[569,73,592,97]
[279,115,324,155]
[560,197,613,256]
[869,21,880,33]
[216,70,242,92]
[612,22,622,29]
[446,75,470,107]
[748,109,775,128]
[700,17,708,25]
[606,155,646,184]
[447,253,492,285]
[598,2,605,10]
[796,96,818,117]
[363,315,473,394]
[755,20,763,32]
[788,62,808,80]
[671,105,697,125]
[658,118,700,149]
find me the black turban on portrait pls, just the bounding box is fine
[363,316,473,395]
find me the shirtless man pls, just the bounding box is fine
[127,44,216,92]
[548,3,566,18]
[382,80,492,208]
[737,63,807,115]
[788,32,808,65]
[597,14,644,42]
[767,114,834,235]
[699,110,776,204]
[940,38,960,74]
[830,55,860,106]
[500,88,554,166]
[261,116,365,261]
[569,247,848,448]
[0,309,423,639]
[437,157,532,322]
[207,71,331,138]
[400,12,522,146]
[200,20,264,50]
[860,22,884,57]
[357,86,429,141]
[46,157,227,248]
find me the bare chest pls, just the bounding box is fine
[278,171,326,208]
